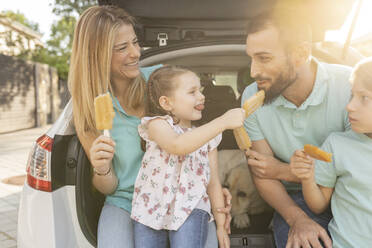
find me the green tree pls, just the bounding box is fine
[40,0,95,79]
[29,0,94,80]
[53,0,97,16]
[35,15,77,80]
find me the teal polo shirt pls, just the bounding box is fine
[105,64,162,212]
[315,130,372,247]
[241,58,352,191]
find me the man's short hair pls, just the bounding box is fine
[246,6,312,50]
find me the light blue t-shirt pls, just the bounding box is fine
[105,64,162,212]
[241,58,352,191]
[315,130,372,248]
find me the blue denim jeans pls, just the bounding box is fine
[272,191,333,248]
[97,204,135,248]
[134,208,210,248]
[98,204,217,248]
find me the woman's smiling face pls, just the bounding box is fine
[110,23,141,82]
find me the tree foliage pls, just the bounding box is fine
[41,0,95,80]
[52,0,97,16]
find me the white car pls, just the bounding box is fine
[17,0,362,247]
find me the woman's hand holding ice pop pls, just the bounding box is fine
[90,135,116,176]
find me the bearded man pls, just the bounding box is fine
[241,9,352,248]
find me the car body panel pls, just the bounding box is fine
[18,184,56,248]
[18,184,93,248]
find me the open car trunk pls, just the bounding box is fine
[75,43,362,247]
[73,0,358,247]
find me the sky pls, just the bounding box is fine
[1,0,372,44]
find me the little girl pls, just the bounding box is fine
[131,66,245,248]
[290,57,372,248]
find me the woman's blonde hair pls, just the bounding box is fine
[68,5,145,137]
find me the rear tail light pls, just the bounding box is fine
[26,134,53,192]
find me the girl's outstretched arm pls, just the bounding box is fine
[148,108,245,155]
[208,149,230,248]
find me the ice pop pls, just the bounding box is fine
[304,144,332,162]
[94,93,115,137]
[233,90,265,150]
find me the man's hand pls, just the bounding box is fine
[217,188,232,234]
[286,214,332,248]
[246,150,282,179]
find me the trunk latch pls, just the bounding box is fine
[157,33,168,47]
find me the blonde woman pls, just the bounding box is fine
[68,6,232,248]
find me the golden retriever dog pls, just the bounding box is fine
[218,150,271,228]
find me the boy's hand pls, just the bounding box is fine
[217,227,230,248]
[289,150,315,182]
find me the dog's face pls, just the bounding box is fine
[218,150,271,228]
[225,164,255,216]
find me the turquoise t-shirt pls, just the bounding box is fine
[241,58,352,191]
[315,130,372,248]
[105,64,162,212]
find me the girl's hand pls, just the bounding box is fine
[217,227,230,248]
[217,188,232,234]
[290,149,315,182]
[219,108,246,130]
[89,135,116,174]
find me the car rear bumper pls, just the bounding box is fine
[17,183,93,248]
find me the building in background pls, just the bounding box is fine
[0,15,44,56]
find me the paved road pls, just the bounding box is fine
[0,125,51,248]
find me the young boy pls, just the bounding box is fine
[290,57,372,247]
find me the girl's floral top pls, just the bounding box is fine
[131,115,221,230]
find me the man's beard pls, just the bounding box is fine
[257,62,298,105]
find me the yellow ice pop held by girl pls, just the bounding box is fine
[94,93,115,137]
[233,90,265,150]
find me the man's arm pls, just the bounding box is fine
[249,139,332,248]
[246,139,300,183]
[248,140,305,225]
